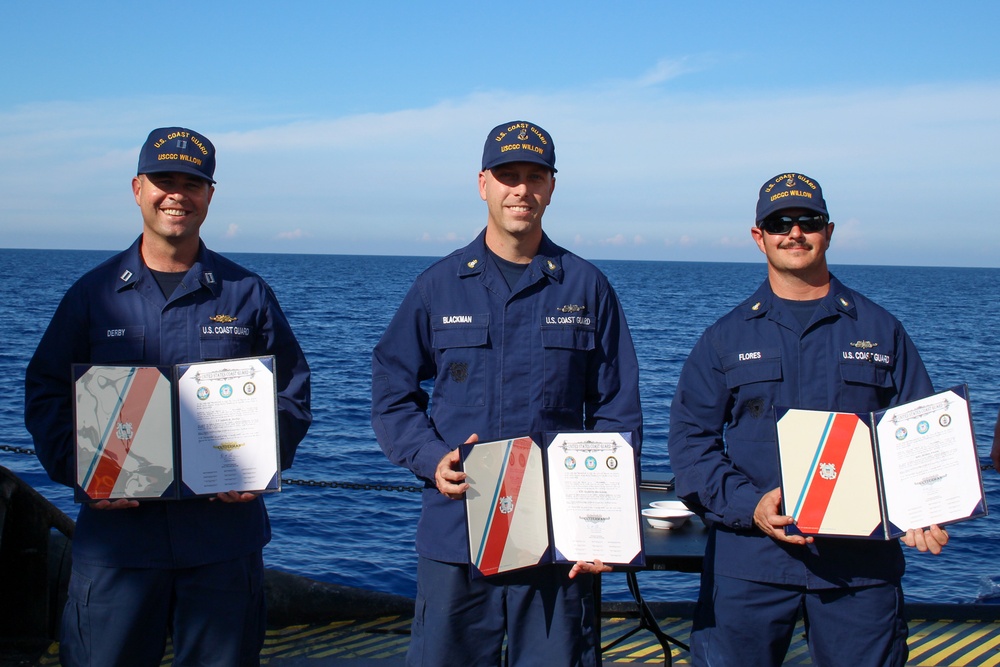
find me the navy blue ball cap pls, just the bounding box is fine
[756,172,828,222]
[137,127,216,183]
[482,121,557,173]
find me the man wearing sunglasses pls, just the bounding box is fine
[668,172,949,666]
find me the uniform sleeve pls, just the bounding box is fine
[890,322,934,404]
[258,284,312,470]
[371,279,452,484]
[24,286,91,487]
[668,331,762,530]
[585,282,643,449]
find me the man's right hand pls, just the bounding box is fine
[753,487,813,546]
[92,498,140,510]
[434,434,477,499]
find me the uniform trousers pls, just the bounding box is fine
[691,573,908,667]
[407,556,598,667]
[59,551,266,667]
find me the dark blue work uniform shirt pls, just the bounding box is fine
[372,230,643,564]
[668,275,933,589]
[24,236,312,569]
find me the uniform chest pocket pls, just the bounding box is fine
[839,361,893,389]
[721,349,782,390]
[200,335,253,360]
[541,326,595,408]
[432,320,489,407]
[90,326,145,363]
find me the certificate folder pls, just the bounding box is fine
[73,356,280,502]
[461,431,644,577]
[775,385,987,539]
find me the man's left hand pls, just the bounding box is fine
[569,559,612,579]
[902,525,949,555]
[212,491,259,503]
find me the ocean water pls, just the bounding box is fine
[1,248,998,605]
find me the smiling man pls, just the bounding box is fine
[372,121,642,666]
[24,127,312,667]
[668,172,949,666]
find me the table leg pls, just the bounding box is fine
[627,571,690,666]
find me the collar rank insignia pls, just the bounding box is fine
[204,272,215,284]
[751,302,761,311]
[546,260,557,271]
[557,304,587,313]
[210,315,237,323]
[467,259,478,269]
[120,269,133,282]
[850,340,877,349]
[839,297,850,307]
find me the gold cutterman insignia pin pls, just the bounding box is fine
[467,259,478,269]
[209,315,237,323]
[850,340,878,350]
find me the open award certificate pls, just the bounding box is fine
[461,432,643,577]
[73,356,280,502]
[775,385,987,539]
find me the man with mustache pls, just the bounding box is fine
[668,172,948,666]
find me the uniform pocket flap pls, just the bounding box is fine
[722,348,782,389]
[540,326,595,351]
[432,321,489,349]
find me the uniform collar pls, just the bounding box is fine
[741,273,857,321]
[457,229,564,282]
[115,235,221,297]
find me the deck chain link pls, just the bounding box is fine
[1,445,424,492]
[3,443,995,475]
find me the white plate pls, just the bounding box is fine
[642,507,694,530]
[649,500,690,512]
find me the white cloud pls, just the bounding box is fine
[2,78,998,266]
[276,229,309,240]
[634,58,697,87]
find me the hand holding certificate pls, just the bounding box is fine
[461,432,643,577]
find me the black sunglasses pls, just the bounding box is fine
[758,214,829,235]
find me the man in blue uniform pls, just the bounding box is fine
[371,120,642,666]
[24,127,312,667]
[668,172,949,667]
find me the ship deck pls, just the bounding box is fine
[22,602,1000,666]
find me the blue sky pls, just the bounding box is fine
[3,2,998,266]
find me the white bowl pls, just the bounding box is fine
[649,500,691,512]
[642,507,694,530]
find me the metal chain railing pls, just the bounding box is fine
[4,443,996,474]
[280,478,422,493]
[1,444,37,456]
[1,444,424,493]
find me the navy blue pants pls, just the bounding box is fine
[691,574,908,667]
[59,552,266,667]
[407,557,599,667]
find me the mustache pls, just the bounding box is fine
[778,241,813,250]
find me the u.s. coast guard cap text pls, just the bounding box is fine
[756,172,828,222]
[481,121,557,173]
[137,127,217,183]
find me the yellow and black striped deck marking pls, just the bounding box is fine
[32,613,1000,665]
